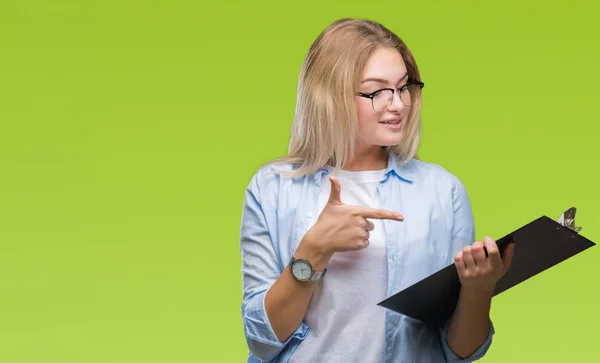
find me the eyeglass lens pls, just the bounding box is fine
[372,84,422,112]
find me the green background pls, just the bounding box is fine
[1,0,598,362]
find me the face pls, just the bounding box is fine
[355,47,410,150]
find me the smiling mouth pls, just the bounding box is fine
[379,119,402,124]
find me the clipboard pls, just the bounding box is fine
[377,207,596,326]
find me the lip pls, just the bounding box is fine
[379,118,403,130]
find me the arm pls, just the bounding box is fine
[240,172,330,361]
[241,174,402,360]
[240,173,309,361]
[444,281,495,359]
[446,237,514,359]
[264,240,330,342]
[257,173,404,343]
[439,178,514,361]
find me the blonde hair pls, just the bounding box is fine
[268,18,423,177]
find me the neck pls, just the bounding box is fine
[342,145,388,171]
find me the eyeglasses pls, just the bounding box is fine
[356,81,425,112]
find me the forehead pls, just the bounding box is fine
[360,47,407,83]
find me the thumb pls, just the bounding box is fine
[502,242,515,270]
[328,176,342,204]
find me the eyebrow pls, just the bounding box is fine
[360,71,409,85]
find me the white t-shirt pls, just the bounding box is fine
[289,167,388,363]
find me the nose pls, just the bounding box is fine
[387,90,405,113]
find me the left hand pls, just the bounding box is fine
[454,236,515,294]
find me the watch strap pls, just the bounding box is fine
[309,269,327,281]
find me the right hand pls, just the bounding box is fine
[302,176,404,257]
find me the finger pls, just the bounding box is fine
[502,242,515,270]
[328,176,342,204]
[454,251,467,275]
[483,236,503,270]
[354,228,370,250]
[360,239,370,249]
[471,241,487,266]
[355,227,370,242]
[365,220,375,231]
[354,206,403,221]
[355,232,370,250]
[462,246,476,269]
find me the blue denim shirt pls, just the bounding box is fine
[239,155,494,362]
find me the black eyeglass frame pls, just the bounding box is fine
[356,80,425,110]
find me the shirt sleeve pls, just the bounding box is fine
[438,176,495,362]
[239,170,309,362]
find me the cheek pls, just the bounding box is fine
[356,102,378,132]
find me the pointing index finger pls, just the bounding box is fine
[356,207,404,221]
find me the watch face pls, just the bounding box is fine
[292,259,312,280]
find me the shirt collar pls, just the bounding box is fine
[385,153,415,183]
[315,154,415,183]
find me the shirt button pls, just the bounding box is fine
[306,212,313,218]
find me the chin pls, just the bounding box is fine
[376,134,404,147]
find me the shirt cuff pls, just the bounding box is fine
[243,288,309,361]
[439,319,495,362]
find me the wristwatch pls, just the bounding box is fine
[288,256,327,282]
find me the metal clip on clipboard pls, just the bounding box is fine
[557,206,583,233]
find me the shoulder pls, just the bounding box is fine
[404,159,468,198]
[405,160,474,230]
[244,161,305,200]
[405,159,465,186]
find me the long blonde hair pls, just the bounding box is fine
[269,18,423,177]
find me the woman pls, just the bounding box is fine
[239,18,514,363]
